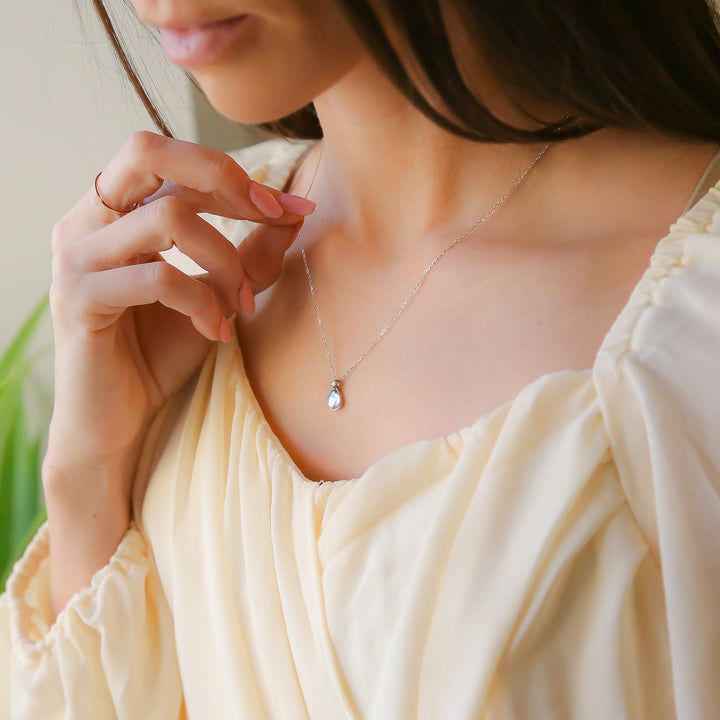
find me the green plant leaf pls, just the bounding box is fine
[11,401,38,553]
[0,381,22,574]
[0,507,46,594]
[0,296,50,595]
[0,296,48,384]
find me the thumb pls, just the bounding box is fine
[237,220,303,294]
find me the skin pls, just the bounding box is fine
[45,0,719,615]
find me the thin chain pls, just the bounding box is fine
[298,143,550,390]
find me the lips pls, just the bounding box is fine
[160,15,253,67]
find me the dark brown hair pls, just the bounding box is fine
[91,0,720,143]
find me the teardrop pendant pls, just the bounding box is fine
[327,379,344,411]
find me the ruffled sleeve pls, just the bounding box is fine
[0,522,183,719]
[595,184,720,719]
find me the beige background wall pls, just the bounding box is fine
[0,0,250,353]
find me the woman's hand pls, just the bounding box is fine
[42,132,313,614]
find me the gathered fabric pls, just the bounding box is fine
[1,139,719,719]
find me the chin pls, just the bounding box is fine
[190,68,317,126]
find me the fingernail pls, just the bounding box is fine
[249,182,284,218]
[238,281,256,315]
[280,193,316,216]
[218,316,232,344]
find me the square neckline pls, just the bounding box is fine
[231,144,720,485]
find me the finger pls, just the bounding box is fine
[97,131,315,225]
[60,196,248,312]
[72,261,230,342]
[237,220,303,295]
[64,181,243,244]
[141,180,248,221]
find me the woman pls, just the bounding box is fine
[1,0,719,717]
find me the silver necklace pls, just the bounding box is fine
[298,143,550,411]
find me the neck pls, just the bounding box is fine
[303,57,550,257]
[296,56,713,260]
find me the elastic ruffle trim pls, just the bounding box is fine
[597,181,720,359]
[7,520,148,662]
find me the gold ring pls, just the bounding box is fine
[94,172,142,215]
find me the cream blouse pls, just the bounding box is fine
[1,139,720,720]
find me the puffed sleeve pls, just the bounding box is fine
[595,187,720,719]
[0,522,184,719]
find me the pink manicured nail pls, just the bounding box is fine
[280,193,316,216]
[248,182,283,218]
[238,281,256,315]
[218,316,232,344]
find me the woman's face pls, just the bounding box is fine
[131,0,366,123]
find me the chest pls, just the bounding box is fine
[236,227,661,482]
